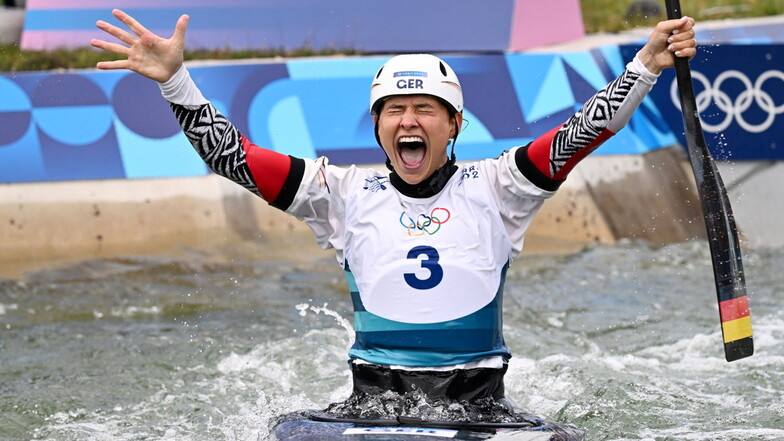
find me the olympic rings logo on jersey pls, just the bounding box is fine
[400,208,451,236]
[670,69,784,134]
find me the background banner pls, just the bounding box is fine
[20,0,584,52]
[622,44,784,160]
[0,47,678,184]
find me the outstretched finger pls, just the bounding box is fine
[90,38,131,57]
[95,20,135,46]
[112,8,151,38]
[96,59,131,71]
[172,14,190,44]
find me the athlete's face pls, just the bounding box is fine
[375,95,462,185]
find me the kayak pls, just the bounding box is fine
[271,411,585,440]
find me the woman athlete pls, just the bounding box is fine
[91,9,697,430]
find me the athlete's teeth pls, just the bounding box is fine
[400,136,424,144]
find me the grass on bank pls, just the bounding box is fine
[1,0,782,73]
[583,0,784,32]
[0,45,359,73]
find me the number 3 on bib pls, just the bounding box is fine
[404,246,443,290]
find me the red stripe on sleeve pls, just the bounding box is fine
[527,125,563,178]
[552,128,615,180]
[719,296,750,323]
[242,135,292,203]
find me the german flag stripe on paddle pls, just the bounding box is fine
[719,296,752,343]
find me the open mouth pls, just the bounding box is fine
[397,136,427,169]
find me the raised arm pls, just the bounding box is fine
[91,10,305,211]
[90,9,188,83]
[514,16,698,190]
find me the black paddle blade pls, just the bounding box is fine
[664,0,753,361]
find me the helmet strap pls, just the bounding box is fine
[449,123,459,164]
[374,122,396,172]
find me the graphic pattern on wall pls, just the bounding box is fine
[1,48,679,184]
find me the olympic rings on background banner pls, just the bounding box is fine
[670,69,784,133]
[400,208,452,236]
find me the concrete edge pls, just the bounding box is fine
[0,146,710,279]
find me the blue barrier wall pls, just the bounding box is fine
[621,44,784,160]
[3,43,781,184]
[1,46,680,184]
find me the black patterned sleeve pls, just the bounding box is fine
[515,63,656,189]
[171,102,260,195]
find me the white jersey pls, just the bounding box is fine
[285,149,554,366]
[160,55,658,367]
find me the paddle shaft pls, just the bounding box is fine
[663,0,753,361]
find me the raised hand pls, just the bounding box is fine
[91,9,189,83]
[637,16,697,74]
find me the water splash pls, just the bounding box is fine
[5,242,783,440]
[295,302,354,351]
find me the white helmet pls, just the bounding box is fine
[369,54,463,115]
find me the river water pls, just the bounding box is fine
[1,238,782,441]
